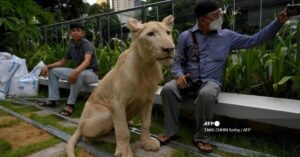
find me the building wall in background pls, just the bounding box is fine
[97,0,109,5]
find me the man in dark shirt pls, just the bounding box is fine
[157,0,289,153]
[40,22,99,116]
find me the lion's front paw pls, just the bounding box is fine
[141,137,160,151]
[114,146,133,157]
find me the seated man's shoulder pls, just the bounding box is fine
[180,30,190,36]
[83,38,93,44]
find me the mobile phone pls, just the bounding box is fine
[287,4,300,16]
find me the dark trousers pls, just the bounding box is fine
[161,80,220,143]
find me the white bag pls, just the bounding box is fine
[0,52,23,83]
[8,61,45,97]
[14,59,28,77]
[0,81,10,100]
[0,52,26,99]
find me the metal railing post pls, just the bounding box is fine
[39,0,173,46]
[98,17,103,47]
[107,16,110,44]
[142,5,146,23]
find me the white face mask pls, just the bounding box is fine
[209,16,223,30]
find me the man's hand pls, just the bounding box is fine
[41,66,48,77]
[176,74,190,89]
[277,8,290,24]
[68,70,80,84]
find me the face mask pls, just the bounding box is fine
[209,16,223,30]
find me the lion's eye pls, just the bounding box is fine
[166,31,171,35]
[147,32,155,36]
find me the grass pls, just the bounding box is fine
[0,119,20,128]
[0,138,11,155]
[0,101,76,134]
[1,88,300,157]
[0,100,136,156]
[90,140,116,154]
[0,101,38,114]
[69,97,88,118]
[207,115,300,157]
[29,113,76,134]
[0,102,64,157]
[37,87,89,118]
[150,107,300,157]
[171,150,197,157]
[0,110,8,116]
[0,137,61,157]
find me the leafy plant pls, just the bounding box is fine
[292,21,300,98]
[96,38,127,78]
[223,21,300,99]
[22,43,66,70]
[0,0,55,52]
[20,16,299,99]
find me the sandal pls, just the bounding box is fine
[156,134,180,145]
[60,104,74,116]
[193,141,213,153]
[39,100,58,107]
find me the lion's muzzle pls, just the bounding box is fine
[162,47,175,54]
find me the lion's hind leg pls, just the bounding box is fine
[80,106,113,138]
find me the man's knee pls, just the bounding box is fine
[48,68,57,77]
[198,89,218,102]
[161,81,177,96]
[49,68,62,76]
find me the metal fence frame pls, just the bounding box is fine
[40,0,174,47]
[40,0,299,48]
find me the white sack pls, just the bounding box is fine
[8,61,45,97]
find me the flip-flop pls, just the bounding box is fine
[193,141,213,153]
[39,100,58,107]
[156,134,180,145]
[60,104,74,116]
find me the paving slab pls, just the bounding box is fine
[26,142,66,157]
[58,120,78,128]
[85,132,176,157]
[34,110,52,117]
[132,141,176,157]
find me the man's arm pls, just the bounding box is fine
[47,59,67,69]
[40,58,67,76]
[68,53,92,84]
[172,32,186,78]
[172,31,189,89]
[230,8,289,50]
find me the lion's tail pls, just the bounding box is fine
[66,128,81,157]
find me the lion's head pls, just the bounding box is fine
[126,15,175,65]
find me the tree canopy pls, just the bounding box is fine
[34,0,89,21]
[0,0,55,52]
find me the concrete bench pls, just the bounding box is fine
[39,76,300,130]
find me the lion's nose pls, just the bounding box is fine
[162,47,174,53]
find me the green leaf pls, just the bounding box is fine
[276,76,293,86]
[3,19,16,30]
[7,17,20,24]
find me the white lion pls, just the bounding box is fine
[66,15,175,157]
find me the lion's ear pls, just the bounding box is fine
[126,18,143,33]
[162,15,174,29]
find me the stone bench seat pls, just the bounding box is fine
[38,76,300,130]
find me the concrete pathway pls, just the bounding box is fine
[28,109,177,157]
[27,142,66,157]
